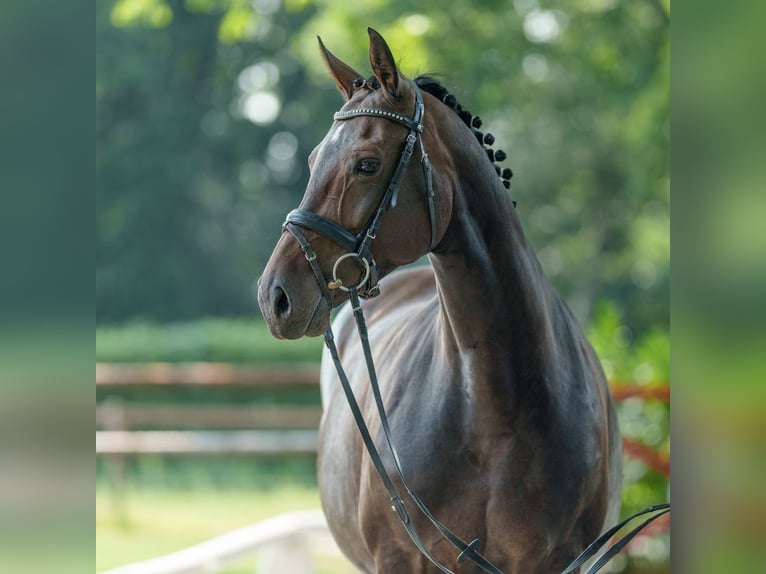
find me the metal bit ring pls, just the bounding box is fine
[330,253,371,292]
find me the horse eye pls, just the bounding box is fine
[355,159,379,176]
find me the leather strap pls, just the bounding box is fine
[561,503,671,574]
[285,209,360,254]
[283,222,333,303]
[419,137,438,251]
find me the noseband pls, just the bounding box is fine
[282,83,436,300]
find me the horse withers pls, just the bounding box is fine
[258,28,622,574]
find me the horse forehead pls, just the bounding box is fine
[328,121,347,144]
[313,122,352,160]
[314,118,388,163]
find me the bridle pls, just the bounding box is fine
[283,81,436,300]
[280,80,670,574]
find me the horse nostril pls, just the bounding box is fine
[274,285,291,319]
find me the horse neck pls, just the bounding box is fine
[428,133,559,384]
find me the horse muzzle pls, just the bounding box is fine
[257,237,331,339]
[258,274,330,339]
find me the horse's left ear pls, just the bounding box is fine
[368,27,400,98]
[318,36,362,101]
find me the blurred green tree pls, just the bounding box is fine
[97,0,668,337]
[97,0,334,321]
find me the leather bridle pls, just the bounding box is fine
[283,83,436,300]
[280,81,670,574]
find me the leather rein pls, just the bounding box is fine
[281,83,669,574]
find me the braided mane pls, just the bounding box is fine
[354,74,515,193]
[415,75,514,191]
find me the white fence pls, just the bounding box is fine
[99,510,348,574]
[96,429,320,455]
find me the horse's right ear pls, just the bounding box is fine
[318,36,362,101]
[368,27,400,98]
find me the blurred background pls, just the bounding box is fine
[96,0,669,572]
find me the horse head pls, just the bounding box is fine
[258,28,452,339]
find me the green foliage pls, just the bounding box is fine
[96,317,323,363]
[110,0,173,28]
[97,0,333,322]
[588,300,669,383]
[588,300,669,548]
[97,0,668,335]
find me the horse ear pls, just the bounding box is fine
[368,27,400,98]
[318,36,362,101]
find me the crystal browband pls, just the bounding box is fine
[333,107,423,133]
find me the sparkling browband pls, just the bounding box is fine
[333,107,423,133]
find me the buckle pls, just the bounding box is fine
[328,253,371,292]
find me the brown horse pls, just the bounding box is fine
[258,29,622,574]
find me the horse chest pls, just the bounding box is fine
[319,334,605,568]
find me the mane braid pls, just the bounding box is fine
[415,75,515,198]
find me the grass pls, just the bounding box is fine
[96,485,357,573]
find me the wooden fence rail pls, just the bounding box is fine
[97,429,320,455]
[96,363,670,395]
[96,362,321,387]
[96,404,322,429]
[96,362,670,475]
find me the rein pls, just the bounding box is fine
[282,83,669,573]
